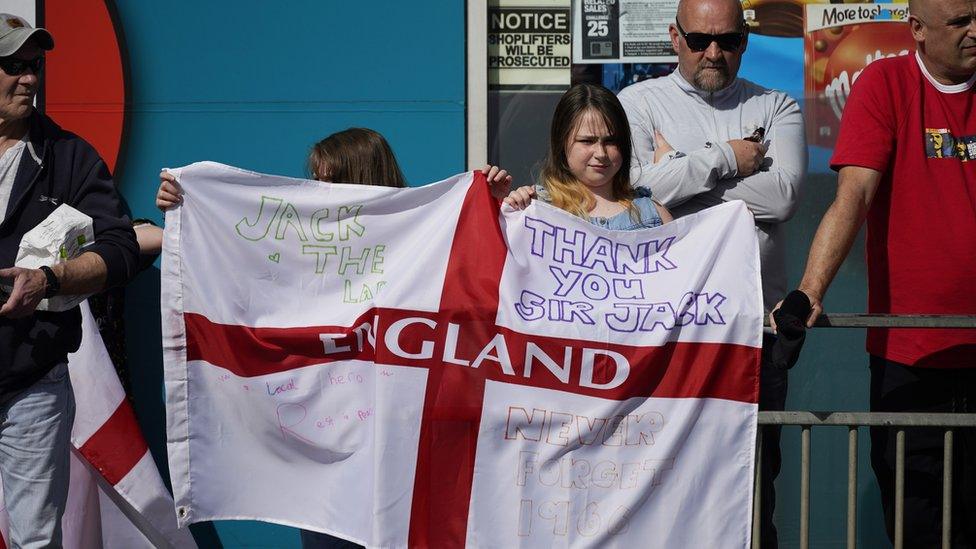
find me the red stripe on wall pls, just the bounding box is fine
[46,0,126,173]
[78,400,149,486]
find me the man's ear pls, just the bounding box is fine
[908,15,925,43]
[669,23,681,52]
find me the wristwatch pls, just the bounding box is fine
[39,265,60,299]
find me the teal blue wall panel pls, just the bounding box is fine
[113,0,466,221]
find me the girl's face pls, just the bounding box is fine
[564,108,622,192]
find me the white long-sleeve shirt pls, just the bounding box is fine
[618,70,807,313]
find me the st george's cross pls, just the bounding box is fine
[162,162,761,548]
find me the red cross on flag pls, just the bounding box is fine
[162,162,762,548]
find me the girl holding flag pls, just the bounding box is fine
[502,83,672,229]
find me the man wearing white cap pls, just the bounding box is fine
[0,14,138,547]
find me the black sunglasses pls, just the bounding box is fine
[0,56,44,76]
[675,20,745,52]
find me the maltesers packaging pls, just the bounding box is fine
[803,2,914,148]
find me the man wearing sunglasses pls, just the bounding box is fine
[0,14,138,546]
[775,0,976,545]
[618,0,806,547]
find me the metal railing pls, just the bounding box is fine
[765,313,976,330]
[752,313,976,549]
[752,412,976,549]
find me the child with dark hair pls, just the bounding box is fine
[307,127,407,187]
[157,128,409,210]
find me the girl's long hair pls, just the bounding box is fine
[540,83,635,218]
[308,128,407,188]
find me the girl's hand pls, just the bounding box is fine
[156,170,183,211]
[482,165,512,200]
[653,130,675,164]
[503,186,536,210]
[653,200,674,224]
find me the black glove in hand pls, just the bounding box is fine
[769,290,812,370]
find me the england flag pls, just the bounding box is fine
[162,162,761,548]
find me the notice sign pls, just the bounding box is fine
[573,0,678,64]
[803,3,913,148]
[489,4,572,87]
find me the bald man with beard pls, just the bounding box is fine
[618,0,806,546]
[774,0,976,545]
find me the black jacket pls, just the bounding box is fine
[0,111,139,402]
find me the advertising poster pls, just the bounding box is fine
[573,0,679,64]
[489,0,572,88]
[803,3,913,148]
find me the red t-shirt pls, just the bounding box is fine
[831,53,976,368]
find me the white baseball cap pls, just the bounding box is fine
[0,14,54,57]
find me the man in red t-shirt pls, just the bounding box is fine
[773,0,976,545]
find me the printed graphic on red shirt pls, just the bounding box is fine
[925,128,976,161]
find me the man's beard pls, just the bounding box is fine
[693,60,732,92]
